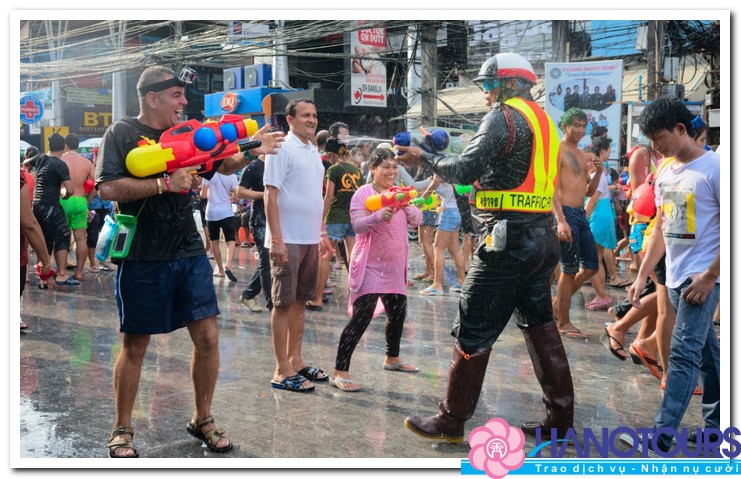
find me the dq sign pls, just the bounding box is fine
[20,95,44,124]
[220,93,241,113]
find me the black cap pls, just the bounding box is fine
[325,138,346,154]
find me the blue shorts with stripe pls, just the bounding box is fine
[114,255,219,334]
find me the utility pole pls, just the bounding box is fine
[273,20,289,89]
[44,20,68,128]
[109,21,127,122]
[552,21,569,63]
[406,24,421,131]
[420,22,438,127]
[646,20,664,101]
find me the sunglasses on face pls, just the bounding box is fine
[482,78,501,93]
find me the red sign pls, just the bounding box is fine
[220,93,241,112]
[358,28,385,47]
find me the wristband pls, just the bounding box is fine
[35,263,56,281]
[271,238,283,244]
[163,175,172,193]
[156,178,163,195]
[320,231,328,236]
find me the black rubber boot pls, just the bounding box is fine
[521,321,575,439]
[404,342,491,443]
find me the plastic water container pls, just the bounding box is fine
[95,215,118,262]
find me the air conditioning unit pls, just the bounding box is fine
[243,64,273,88]
[659,84,685,100]
[223,67,244,91]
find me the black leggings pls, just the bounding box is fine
[335,293,407,372]
[21,265,27,297]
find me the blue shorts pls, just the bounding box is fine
[629,223,648,254]
[115,255,219,334]
[325,223,355,242]
[421,210,438,227]
[560,206,598,275]
[437,208,461,232]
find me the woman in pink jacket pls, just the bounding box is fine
[330,148,422,392]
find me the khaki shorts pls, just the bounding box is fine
[270,243,318,307]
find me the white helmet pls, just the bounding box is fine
[474,52,536,86]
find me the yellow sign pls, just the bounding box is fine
[42,126,69,153]
[475,190,553,213]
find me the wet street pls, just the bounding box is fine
[17,237,712,467]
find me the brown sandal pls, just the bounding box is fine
[107,426,139,458]
[186,415,233,453]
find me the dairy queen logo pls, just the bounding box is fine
[220,93,240,113]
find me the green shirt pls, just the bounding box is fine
[325,161,364,224]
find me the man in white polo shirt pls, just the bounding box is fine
[264,98,334,393]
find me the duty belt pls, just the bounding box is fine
[474,190,553,213]
[484,222,553,239]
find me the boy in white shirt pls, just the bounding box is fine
[627,98,720,454]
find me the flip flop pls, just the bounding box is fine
[559,328,588,339]
[629,343,663,381]
[329,377,361,392]
[661,382,702,395]
[306,303,323,312]
[298,365,328,382]
[600,328,627,361]
[270,374,315,393]
[608,280,632,289]
[383,361,419,372]
[224,269,238,282]
[56,277,80,286]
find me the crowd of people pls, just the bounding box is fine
[20,55,720,458]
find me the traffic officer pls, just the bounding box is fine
[395,52,573,443]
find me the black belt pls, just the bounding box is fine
[484,222,554,239]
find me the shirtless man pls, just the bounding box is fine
[61,133,97,280]
[551,108,602,338]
